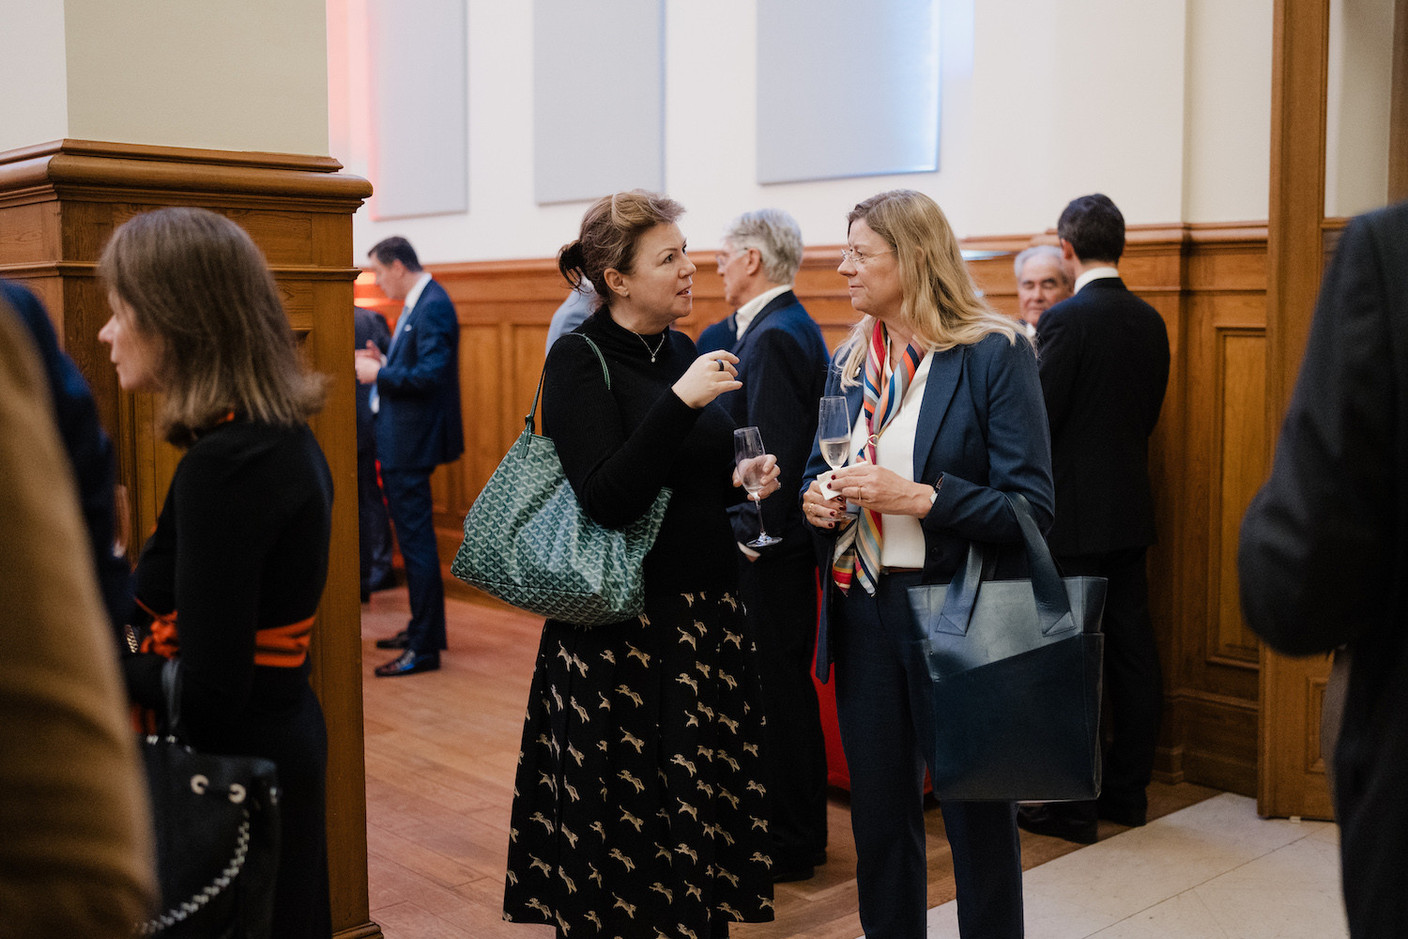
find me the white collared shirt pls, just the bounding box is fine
[1073,266,1120,294]
[734,284,792,340]
[846,350,934,570]
[390,272,433,352]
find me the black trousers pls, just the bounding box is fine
[737,547,827,868]
[381,467,448,653]
[834,571,1023,939]
[1057,546,1162,816]
[357,445,393,593]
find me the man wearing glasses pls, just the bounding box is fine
[702,208,831,883]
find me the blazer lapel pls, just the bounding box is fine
[733,290,796,357]
[388,298,417,361]
[911,345,965,481]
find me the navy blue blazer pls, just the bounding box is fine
[713,291,829,549]
[800,330,1054,681]
[696,313,738,356]
[373,277,464,471]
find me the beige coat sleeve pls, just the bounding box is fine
[0,303,156,937]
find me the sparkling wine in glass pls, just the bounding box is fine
[733,426,781,548]
[818,395,851,472]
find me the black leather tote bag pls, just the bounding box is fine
[905,492,1106,802]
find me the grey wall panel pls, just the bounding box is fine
[534,0,664,203]
[757,0,940,184]
[369,0,469,219]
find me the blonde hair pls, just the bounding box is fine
[839,190,1018,385]
[99,207,326,447]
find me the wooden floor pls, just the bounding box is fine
[360,588,1218,939]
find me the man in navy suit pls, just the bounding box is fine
[1019,194,1171,843]
[356,237,464,677]
[1240,201,1408,939]
[354,306,394,603]
[706,208,831,881]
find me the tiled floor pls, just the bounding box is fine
[920,793,1348,938]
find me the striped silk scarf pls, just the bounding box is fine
[831,320,926,595]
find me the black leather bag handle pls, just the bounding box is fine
[934,491,1076,639]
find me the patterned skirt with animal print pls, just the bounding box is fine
[503,588,775,938]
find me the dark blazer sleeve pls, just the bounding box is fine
[733,318,827,545]
[923,333,1054,544]
[376,284,458,397]
[1238,209,1404,655]
[1035,303,1078,438]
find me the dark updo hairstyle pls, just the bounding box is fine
[558,190,685,314]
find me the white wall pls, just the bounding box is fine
[332,0,1278,265]
[4,0,331,155]
[0,0,70,151]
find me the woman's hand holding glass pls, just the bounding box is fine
[830,462,936,518]
[674,351,741,408]
[732,426,782,547]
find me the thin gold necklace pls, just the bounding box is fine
[631,329,667,362]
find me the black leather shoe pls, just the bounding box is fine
[1097,798,1147,827]
[1017,803,1098,845]
[375,630,410,649]
[374,649,440,677]
[772,864,814,883]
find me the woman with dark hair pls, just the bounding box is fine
[503,191,779,938]
[801,190,1054,938]
[99,206,334,936]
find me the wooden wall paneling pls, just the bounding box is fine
[1259,0,1336,821]
[0,140,383,938]
[1390,0,1408,202]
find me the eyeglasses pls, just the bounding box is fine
[840,248,893,267]
[716,247,749,270]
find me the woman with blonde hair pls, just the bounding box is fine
[99,206,334,936]
[801,189,1053,938]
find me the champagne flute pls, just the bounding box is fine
[818,395,851,473]
[733,426,781,547]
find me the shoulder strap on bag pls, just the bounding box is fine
[527,333,612,433]
[937,492,1076,638]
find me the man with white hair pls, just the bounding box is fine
[1013,243,1072,331]
[706,208,830,882]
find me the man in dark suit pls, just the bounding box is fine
[355,237,464,677]
[1019,194,1171,844]
[1239,201,1408,939]
[354,306,394,603]
[706,208,831,882]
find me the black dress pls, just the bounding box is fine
[503,314,775,937]
[125,419,334,938]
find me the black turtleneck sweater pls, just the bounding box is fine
[543,312,742,594]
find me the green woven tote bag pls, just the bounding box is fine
[450,335,671,625]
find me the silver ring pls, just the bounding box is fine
[716,359,724,372]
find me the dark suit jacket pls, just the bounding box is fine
[1239,201,1408,938]
[354,307,391,455]
[373,277,464,471]
[713,292,828,550]
[801,331,1054,680]
[696,314,738,356]
[1036,277,1170,555]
